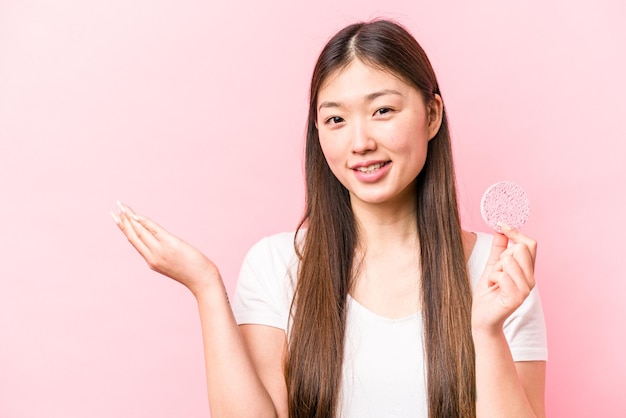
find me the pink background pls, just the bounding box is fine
[1,0,624,416]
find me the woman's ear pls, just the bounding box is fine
[427,94,444,140]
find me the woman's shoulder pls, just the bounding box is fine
[259,231,298,247]
[243,230,305,268]
[249,230,302,251]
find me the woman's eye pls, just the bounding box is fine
[374,107,393,116]
[325,116,344,124]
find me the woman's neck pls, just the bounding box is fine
[349,197,422,318]
[351,197,419,256]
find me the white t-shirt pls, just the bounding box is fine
[232,231,548,417]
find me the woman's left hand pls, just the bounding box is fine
[471,223,538,336]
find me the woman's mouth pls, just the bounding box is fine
[353,161,390,173]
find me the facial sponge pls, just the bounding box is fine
[480,181,530,233]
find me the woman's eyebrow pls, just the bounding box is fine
[318,89,403,112]
[365,89,402,101]
[318,100,342,111]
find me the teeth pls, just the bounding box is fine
[356,162,385,173]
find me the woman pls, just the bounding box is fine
[113,19,547,418]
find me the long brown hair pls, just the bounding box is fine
[286,20,476,418]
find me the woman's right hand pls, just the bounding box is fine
[112,201,220,297]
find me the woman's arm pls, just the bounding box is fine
[240,325,289,418]
[473,332,546,417]
[516,361,546,416]
[112,203,285,417]
[472,226,546,417]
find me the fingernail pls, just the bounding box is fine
[497,221,512,232]
[116,200,126,213]
[131,213,140,221]
[110,211,120,224]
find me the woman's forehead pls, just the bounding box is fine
[317,60,411,101]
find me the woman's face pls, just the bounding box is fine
[316,59,442,210]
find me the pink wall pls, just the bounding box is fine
[1,0,624,416]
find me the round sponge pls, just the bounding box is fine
[480,181,530,233]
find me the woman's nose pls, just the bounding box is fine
[351,120,376,154]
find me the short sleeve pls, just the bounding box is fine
[502,285,548,361]
[231,233,297,331]
[468,233,548,362]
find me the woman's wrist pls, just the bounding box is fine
[187,262,224,299]
[471,322,506,342]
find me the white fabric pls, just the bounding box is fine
[232,231,548,417]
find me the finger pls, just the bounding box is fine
[123,203,139,218]
[497,222,537,265]
[132,214,168,240]
[126,213,160,249]
[486,232,509,268]
[117,201,144,223]
[118,210,153,260]
[488,270,527,310]
[501,254,532,296]
[117,201,168,239]
[110,211,121,226]
[510,243,536,288]
[116,201,160,245]
[478,236,508,289]
[479,263,497,287]
[499,246,515,260]
[116,200,130,215]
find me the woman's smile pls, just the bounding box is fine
[350,160,392,183]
